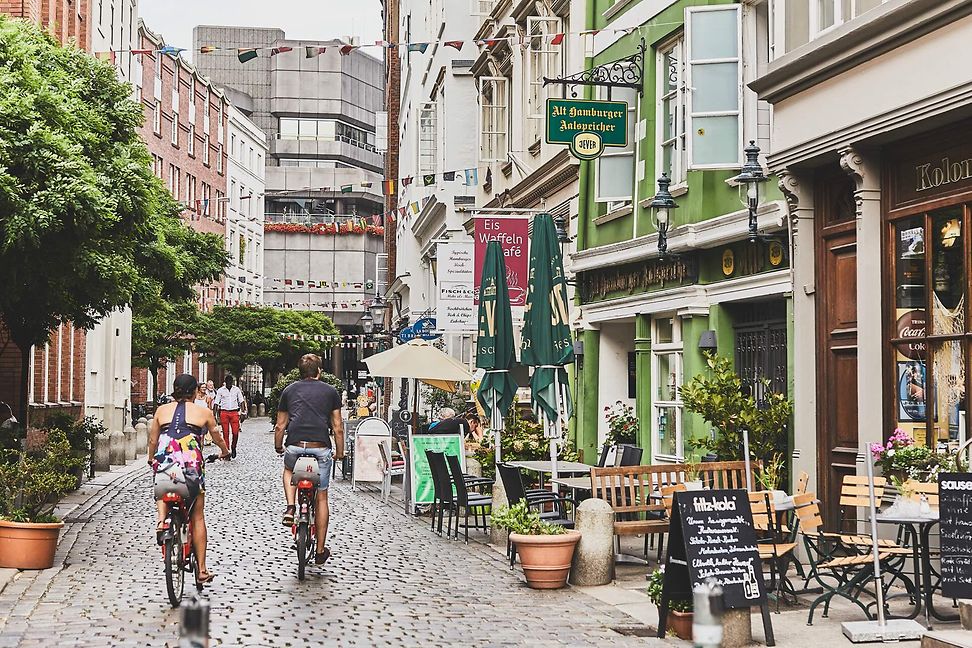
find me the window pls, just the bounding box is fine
[230,133,236,158]
[778,0,887,53]
[230,180,236,212]
[217,144,223,173]
[526,17,562,146]
[479,77,508,163]
[595,82,637,205]
[657,36,687,186]
[651,316,683,460]
[686,5,741,168]
[203,133,210,166]
[171,65,179,112]
[171,112,179,146]
[276,118,376,151]
[471,0,495,16]
[239,235,246,265]
[167,163,177,194]
[418,102,437,175]
[152,100,161,135]
[187,124,195,156]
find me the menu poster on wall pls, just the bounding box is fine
[897,361,927,422]
[658,490,774,644]
[473,217,529,306]
[938,472,972,598]
[437,242,476,331]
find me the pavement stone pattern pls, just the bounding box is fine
[0,418,657,647]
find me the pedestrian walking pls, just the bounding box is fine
[274,354,345,565]
[214,375,247,459]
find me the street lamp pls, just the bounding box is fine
[368,292,390,332]
[360,310,374,335]
[730,141,769,243]
[648,173,679,257]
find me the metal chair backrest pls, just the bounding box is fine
[619,445,644,466]
[497,463,528,505]
[445,453,472,505]
[793,492,825,535]
[795,470,809,495]
[661,483,686,516]
[597,445,610,467]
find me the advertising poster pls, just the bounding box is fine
[437,242,476,331]
[474,217,528,306]
[407,431,465,507]
[897,360,926,422]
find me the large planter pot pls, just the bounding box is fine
[0,519,64,570]
[509,531,581,589]
[669,609,694,640]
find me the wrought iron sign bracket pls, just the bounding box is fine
[543,38,645,98]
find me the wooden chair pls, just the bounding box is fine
[904,480,939,509]
[698,460,761,491]
[651,484,687,561]
[795,471,809,496]
[749,491,797,611]
[838,474,887,534]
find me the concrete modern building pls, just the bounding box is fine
[392,0,479,363]
[226,105,268,305]
[194,28,386,385]
[131,20,231,402]
[751,0,972,520]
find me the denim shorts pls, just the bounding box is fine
[284,446,333,492]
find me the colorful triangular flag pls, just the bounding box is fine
[306,46,327,58]
[158,45,186,56]
[198,45,217,54]
[339,45,355,56]
[410,202,420,215]
[402,176,414,187]
[360,182,373,188]
[238,48,258,63]
[340,184,353,193]
[464,168,479,186]
[423,174,435,187]
[406,43,429,53]
[382,180,396,195]
[444,40,463,50]
[550,33,565,46]
[443,171,456,182]
[271,46,294,56]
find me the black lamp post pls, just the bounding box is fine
[731,141,769,243]
[360,310,374,335]
[648,173,679,256]
[368,291,389,334]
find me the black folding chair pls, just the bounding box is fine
[425,450,454,536]
[445,453,491,542]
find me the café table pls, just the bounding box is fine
[875,509,958,628]
[508,460,591,488]
[550,475,593,500]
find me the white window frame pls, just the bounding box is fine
[471,0,495,17]
[478,76,509,164]
[651,316,684,462]
[203,133,210,166]
[685,4,743,170]
[152,100,161,135]
[171,112,179,147]
[656,35,687,187]
[594,76,637,207]
[187,123,195,156]
[216,143,223,173]
[525,16,563,145]
[418,101,437,175]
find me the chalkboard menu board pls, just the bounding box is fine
[658,489,773,645]
[939,472,972,598]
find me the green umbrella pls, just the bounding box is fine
[475,241,518,463]
[521,214,574,482]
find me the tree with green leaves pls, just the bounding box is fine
[131,297,200,404]
[0,17,227,421]
[195,306,338,387]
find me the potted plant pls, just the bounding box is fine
[492,501,580,589]
[604,401,639,447]
[647,567,693,639]
[0,429,84,569]
[756,452,788,505]
[682,457,704,490]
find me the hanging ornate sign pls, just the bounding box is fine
[546,99,627,160]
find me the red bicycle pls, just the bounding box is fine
[290,453,320,581]
[156,455,220,607]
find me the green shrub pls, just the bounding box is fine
[473,407,579,479]
[0,429,85,522]
[491,501,566,535]
[647,568,692,612]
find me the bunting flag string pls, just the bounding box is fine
[95,25,655,62]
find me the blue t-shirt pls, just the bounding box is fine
[278,379,341,447]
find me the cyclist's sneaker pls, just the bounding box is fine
[315,547,331,565]
[282,506,295,527]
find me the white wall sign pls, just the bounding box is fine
[437,242,476,331]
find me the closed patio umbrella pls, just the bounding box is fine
[521,213,574,485]
[475,241,518,464]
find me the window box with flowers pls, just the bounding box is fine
[870,428,956,483]
[264,223,384,237]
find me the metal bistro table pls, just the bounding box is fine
[550,475,593,500]
[875,509,958,628]
[508,460,591,488]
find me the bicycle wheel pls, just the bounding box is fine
[296,520,309,581]
[164,528,185,607]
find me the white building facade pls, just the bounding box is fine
[226,106,269,305]
[393,0,480,362]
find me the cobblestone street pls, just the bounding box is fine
[0,419,653,647]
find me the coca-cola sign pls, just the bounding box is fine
[896,310,927,360]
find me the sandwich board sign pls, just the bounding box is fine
[939,472,972,598]
[545,98,627,161]
[658,489,775,646]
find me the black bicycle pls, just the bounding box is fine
[157,454,221,607]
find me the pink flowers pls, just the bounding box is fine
[871,428,914,461]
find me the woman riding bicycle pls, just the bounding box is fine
[147,374,230,584]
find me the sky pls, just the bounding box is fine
[139,0,383,60]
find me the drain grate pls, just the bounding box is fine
[611,625,657,637]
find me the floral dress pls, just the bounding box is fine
[153,401,206,497]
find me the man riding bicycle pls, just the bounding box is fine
[274,354,345,565]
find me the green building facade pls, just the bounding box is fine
[568,0,793,465]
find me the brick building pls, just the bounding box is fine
[129,20,230,404]
[0,0,89,47]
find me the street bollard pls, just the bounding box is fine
[693,579,723,648]
[93,433,111,472]
[258,403,265,417]
[108,429,126,465]
[489,474,509,547]
[138,416,149,428]
[124,425,137,460]
[569,498,615,586]
[178,594,209,648]
[135,422,148,456]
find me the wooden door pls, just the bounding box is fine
[815,168,859,528]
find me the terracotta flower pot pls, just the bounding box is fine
[0,519,64,570]
[509,531,581,589]
[669,610,693,640]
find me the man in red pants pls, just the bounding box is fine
[214,375,247,459]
